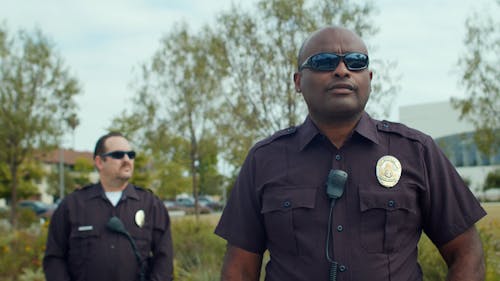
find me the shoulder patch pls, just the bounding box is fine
[254,126,297,149]
[376,120,429,143]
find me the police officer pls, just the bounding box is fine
[43,132,173,281]
[215,26,486,281]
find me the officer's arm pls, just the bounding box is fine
[149,201,174,281]
[438,225,485,281]
[221,243,262,281]
[43,203,71,281]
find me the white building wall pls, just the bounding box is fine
[398,101,499,195]
[399,101,474,139]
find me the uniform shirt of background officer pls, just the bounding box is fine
[215,26,486,281]
[43,132,174,281]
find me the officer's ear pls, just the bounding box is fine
[293,72,302,93]
[95,155,105,171]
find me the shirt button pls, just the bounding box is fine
[110,244,115,249]
[339,265,347,272]
[283,200,291,208]
[388,200,395,207]
[336,225,343,232]
[335,154,342,161]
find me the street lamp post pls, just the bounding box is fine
[59,147,64,200]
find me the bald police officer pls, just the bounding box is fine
[44,132,173,281]
[215,26,486,281]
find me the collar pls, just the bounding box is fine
[298,111,379,151]
[85,182,140,201]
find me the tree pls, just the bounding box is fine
[46,157,94,200]
[66,113,80,149]
[214,0,399,175]
[0,25,80,225]
[453,0,500,156]
[0,160,45,201]
[112,23,228,216]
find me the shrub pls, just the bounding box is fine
[418,234,447,281]
[484,169,500,190]
[171,217,226,281]
[1,210,499,281]
[418,223,500,281]
[0,222,48,281]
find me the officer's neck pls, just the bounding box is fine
[100,178,129,192]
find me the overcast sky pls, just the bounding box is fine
[2,0,498,151]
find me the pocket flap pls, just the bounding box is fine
[359,187,418,214]
[261,186,317,213]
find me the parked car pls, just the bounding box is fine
[172,197,213,214]
[17,200,56,220]
[198,195,223,211]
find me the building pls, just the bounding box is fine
[0,149,98,207]
[36,149,98,204]
[399,101,500,195]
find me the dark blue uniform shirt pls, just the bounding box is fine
[43,183,173,281]
[215,112,486,281]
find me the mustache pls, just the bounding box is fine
[325,80,357,92]
[120,162,132,168]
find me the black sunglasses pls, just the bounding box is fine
[299,52,369,72]
[100,150,136,160]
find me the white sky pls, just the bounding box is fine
[1,0,498,151]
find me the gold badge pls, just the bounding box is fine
[135,210,145,228]
[376,155,402,188]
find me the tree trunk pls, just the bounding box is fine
[9,161,18,229]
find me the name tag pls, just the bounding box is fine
[78,225,93,231]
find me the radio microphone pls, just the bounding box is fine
[324,169,348,281]
[326,169,348,200]
[107,216,145,281]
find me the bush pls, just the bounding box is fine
[418,234,447,281]
[418,224,500,281]
[0,222,48,281]
[1,212,499,281]
[171,217,226,281]
[484,169,500,190]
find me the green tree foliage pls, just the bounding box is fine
[214,0,399,174]
[130,153,152,189]
[0,160,44,200]
[112,24,227,210]
[72,157,94,187]
[46,156,94,200]
[198,136,225,196]
[484,169,500,190]
[0,24,81,224]
[453,0,500,155]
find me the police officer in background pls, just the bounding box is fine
[215,26,486,281]
[44,132,173,281]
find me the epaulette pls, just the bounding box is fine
[78,183,95,191]
[134,185,155,194]
[254,126,297,149]
[376,120,429,144]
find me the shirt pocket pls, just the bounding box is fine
[130,228,153,261]
[68,227,100,274]
[359,185,420,253]
[261,186,317,256]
